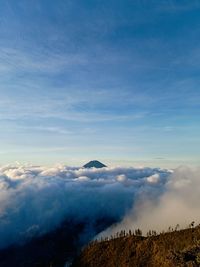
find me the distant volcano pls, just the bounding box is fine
[83,160,107,169]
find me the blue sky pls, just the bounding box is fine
[0,0,199,167]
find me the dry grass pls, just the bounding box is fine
[72,225,200,267]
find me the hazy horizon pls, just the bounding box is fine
[0,158,199,170]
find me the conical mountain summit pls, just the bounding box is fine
[83,160,107,169]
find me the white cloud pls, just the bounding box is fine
[146,173,160,183]
[116,174,127,182]
[99,166,200,238]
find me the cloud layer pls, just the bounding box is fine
[0,164,171,249]
[100,166,200,238]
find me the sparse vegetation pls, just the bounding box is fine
[72,222,200,267]
[1,221,200,267]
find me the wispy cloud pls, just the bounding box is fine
[157,1,200,13]
[0,46,88,74]
[0,0,199,164]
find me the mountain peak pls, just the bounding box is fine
[83,160,107,169]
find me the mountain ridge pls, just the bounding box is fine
[72,225,200,267]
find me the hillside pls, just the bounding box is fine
[72,225,200,267]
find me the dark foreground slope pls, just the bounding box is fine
[72,226,200,267]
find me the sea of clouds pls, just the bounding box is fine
[100,166,200,238]
[0,164,199,250]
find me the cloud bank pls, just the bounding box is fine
[100,166,200,238]
[0,164,170,249]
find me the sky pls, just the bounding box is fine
[0,0,199,167]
